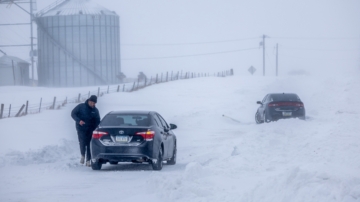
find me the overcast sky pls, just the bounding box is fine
[1,0,359,78]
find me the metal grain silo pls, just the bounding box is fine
[36,0,120,87]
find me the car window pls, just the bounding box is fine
[100,114,150,126]
[272,94,301,101]
[157,114,169,129]
[262,95,268,103]
[153,114,162,128]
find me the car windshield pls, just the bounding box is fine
[100,114,150,127]
[271,94,300,101]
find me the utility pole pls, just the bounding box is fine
[30,0,35,86]
[276,44,279,76]
[262,35,266,76]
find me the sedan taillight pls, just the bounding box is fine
[92,131,109,139]
[268,102,304,107]
[135,131,155,141]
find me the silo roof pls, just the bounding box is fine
[38,0,117,17]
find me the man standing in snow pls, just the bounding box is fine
[71,95,100,167]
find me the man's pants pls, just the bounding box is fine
[77,130,92,161]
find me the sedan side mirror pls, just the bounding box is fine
[170,123,177,130]
[256,101,262,105]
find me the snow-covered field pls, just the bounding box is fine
[1,72,360,202]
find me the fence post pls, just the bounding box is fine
[52,97,57,109]
[117,85,120,92]
[8,104,11,117]
[161,73,163,83]
[25,100,29,115]
[97,87,100,97]
[131,82,136,91]
[171,71,173,81]
[62,97,67,106]
[166,72,168,82]
[144,77,147,86]
[39,98,42,113]
[15,104,25,117]
[78,93,81,103]
[0,104,4,119]
[156,74,158,83]
[107,86,109,94]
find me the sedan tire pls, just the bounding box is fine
[91,160,102,170]
[264,112,271,123]
[255,111,264,124]
[151,150,163,171]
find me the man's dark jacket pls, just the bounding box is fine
[71,99,100,132]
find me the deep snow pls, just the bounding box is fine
[0,73,360,202]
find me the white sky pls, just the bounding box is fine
[0,0,359,78]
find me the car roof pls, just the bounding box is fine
[108,110,154,115]
[269,93,298,96]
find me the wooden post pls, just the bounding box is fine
[15,104,25,117]
[0,104,4,119]
[107,86,109,94]
[166,72,168,82]
[78,93,81,103]
[97,87,100,97]
[39,98,42,113]
[25,100,29,115]
[52,97,56,109]
[8,104,11,117]
[117,85,120,92]
[131,82,136,91]
[145,77,147,86]
[156,74,158,83]
[171,71,173,81]
[161,73,163,83]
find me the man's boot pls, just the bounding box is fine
[86,161,91,167]
[80,156,85,164]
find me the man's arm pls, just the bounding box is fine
[71,104,81,123]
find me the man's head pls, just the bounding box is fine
[88,95,97,108]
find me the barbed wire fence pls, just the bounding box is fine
[0,69,234,119]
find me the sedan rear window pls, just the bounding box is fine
[271,94,300,101]
[100,114,150,127]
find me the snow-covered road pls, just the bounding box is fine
[1,74,360,202]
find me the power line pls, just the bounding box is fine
[120,37,259,46]
[272,36,359,40]
[280,46,359,51]
[122,47,258,60]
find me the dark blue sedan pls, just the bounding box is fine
[90,110,177,170]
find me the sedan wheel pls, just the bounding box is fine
[91,160,102,170]
[151,149,163,171]
[255,111,264,124]
[264,112,271,123]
